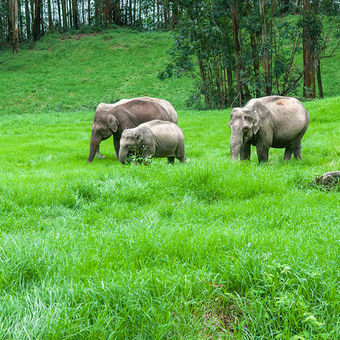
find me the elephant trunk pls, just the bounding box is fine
[87,133,101,163]
[230,131,243,161]
[119,146,129,164]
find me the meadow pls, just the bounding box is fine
[0,30,339,338]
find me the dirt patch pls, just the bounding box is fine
[202,302,243,338]
[59,33,103,40]
[276,100,285,106]
[109,44,129,50]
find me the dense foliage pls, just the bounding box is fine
[159,0,339,108]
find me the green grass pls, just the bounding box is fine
[0,29,193,114]
[0,28,339,338]
[0,96,339,338]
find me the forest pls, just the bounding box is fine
[0,0,339,339]
[2,0,340,108]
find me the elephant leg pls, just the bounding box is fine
[293,142,302,160]
[283,147,293,161]
[113,137,120,158]
[240,142,251,161]
[96,145,106,159]
[175,144,186,163]
[167,156,175,165]
[256,144,269,163]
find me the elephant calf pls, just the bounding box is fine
[228,96,310,163]
[119,120,186,165]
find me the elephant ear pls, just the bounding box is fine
[252,110,260,135]
[106,115,118,133]
[134,130,143,145]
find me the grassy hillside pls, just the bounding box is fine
[0,28,339,338]
[0,26,339,115]
[0,29,193,114]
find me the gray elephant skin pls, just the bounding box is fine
[228,96,310,163]
[87,97,178,163]
[119,120,186,165]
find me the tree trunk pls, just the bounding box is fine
[156,0,160,27]
[172,0,178,28]
[72,0,78,29]
[231,0,242,106]
[315,58,323,98]
[124,0,127,25]
[47,0,53,31]
[8,0,19,52]
[18,0,23,40]
[246,0,260,97]
[259,0,271,95]
[40,0,44,35]
[129,0,132,25]
[113,0,120,25]
[33,0,41,41]
[198,58,209,108]
[30,0,34,33]
[163,1,168,28]
[82,0,85,25]
[25,0,31,39]
[94,0,98,24]
[56,0,62,29]
[87,0,90,25]
[302,0,315,98]
[68,0,73,28]
[61,0,67,30]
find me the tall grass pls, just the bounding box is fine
[0,94,339,337]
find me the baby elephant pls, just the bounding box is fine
[119,120,186,165]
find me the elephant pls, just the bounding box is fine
[119,120,186,165]
[87,97,178,163]
[228,96,310,163]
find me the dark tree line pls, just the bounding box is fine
[0,0,181,44]
[159,0,339,107]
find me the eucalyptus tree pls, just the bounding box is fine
[8,0,19,52]
[159,0,336,108]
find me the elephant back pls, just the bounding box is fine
[96,97,178,125]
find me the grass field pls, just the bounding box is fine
[0,29,339,338]
[0,30,193,115]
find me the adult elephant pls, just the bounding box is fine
[228,96,310,163]
[87,97,178,163]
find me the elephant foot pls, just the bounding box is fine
[96,152,106,159]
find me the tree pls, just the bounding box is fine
[231,0,242,105]
[259,0,271,95]
[302,0,315,98]
[24,0,31,39]
[8,0,19,52]
[33,0,41,40]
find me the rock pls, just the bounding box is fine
[315,171,340,187]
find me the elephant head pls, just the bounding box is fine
[228,108,260,161]
[118,129,143,164]
[87,113,119,163]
